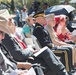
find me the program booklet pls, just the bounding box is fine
[34,46,48,57]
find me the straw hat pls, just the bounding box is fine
[0,9,16,34]
[0,18,15,34]
[0,9,16,21]
[0,19,11,34]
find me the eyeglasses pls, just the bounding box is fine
[0,31,5,36]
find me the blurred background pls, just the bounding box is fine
[0,0,76,13]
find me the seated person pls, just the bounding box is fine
[54,14,75,44]
[45,14,72,46]
[22,14,35,38]
[0,17,34,75]
[53,14,76,68]
[1,9,68,75]
[44,13,76,71]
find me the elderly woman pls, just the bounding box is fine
[53,14,76,68]
[22,15,35,38]
[54,14,75,44]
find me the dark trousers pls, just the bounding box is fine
[22,21,26,26]
[28,47,65,75]
[54,47,72,72]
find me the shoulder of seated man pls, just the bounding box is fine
[36,26,42,28]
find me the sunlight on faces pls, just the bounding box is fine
[29,18,35,25]
[40,17,46,25]
[0,31,5,36]
[0,9,16,35]
[45,14,55,27]
[59,15,68,26]
[60,15,69,22]
[33,11,46,25]
[8,18,16,34]
[8,18,15,26]
[36,16,46,25]
[26,16,35,26]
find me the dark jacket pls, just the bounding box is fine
[33,23,52,48]
[0,43,18,75]
[2,34,33,62]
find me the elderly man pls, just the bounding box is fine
[0,17,34,75]
[45,13,76,71]
[32,10,69,75]
[45,14,76,68]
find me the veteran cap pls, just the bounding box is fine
[33,10,45,18]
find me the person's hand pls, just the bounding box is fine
[17,62,32,69]
[10,69,30,75]
[32,50,39,54]
[47,43,55,48]
[16,70,30,75]
[26,47,38,53]
[23,62,32,69]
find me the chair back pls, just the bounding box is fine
[31,35,42,50]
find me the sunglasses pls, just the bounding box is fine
[0,31,5,36]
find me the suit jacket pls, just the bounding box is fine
[33,23,52,48]
[0,43,17,70]
[2,34,33,62]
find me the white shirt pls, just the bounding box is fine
[21,11,28,21]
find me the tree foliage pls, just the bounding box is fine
[0,0,73,10]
